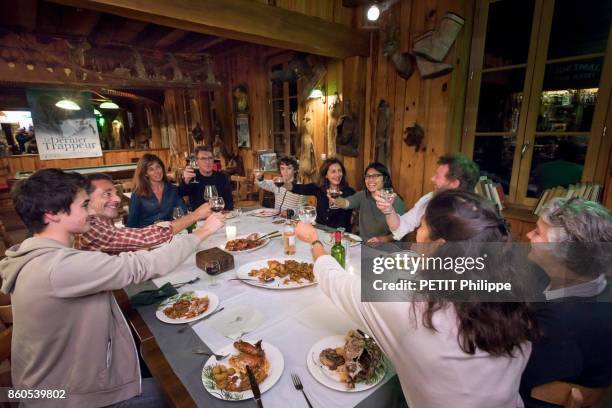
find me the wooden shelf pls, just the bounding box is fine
[502,205,538,223]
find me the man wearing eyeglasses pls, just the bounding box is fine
[179,146,234,211]
[520,198,612,408]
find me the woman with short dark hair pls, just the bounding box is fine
[287,157,355,230]
[295,189,537,407]
[332,162,405,242]
[127,154,187,227]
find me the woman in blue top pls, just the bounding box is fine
[127,154,188,228]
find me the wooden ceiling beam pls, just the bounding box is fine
[49,0,370,58]
[154,29,191,49]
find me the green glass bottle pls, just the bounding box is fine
[186,221,197,234]
[330,230,345,268]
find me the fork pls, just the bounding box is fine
[290,373,313,408]
[172,277,200,288]
[192,349,230,360]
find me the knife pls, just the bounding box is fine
[246,365,264,408]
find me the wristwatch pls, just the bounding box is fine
[311,240,323,249]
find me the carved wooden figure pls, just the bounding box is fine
[327,93,342,158]
[299,102,316,179]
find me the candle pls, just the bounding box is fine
[226,225,237,240]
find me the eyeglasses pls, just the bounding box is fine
[198,157,214,162]
[364,174,383,180]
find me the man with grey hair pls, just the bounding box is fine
[520,197,612,408]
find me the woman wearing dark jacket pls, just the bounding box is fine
[288,158,355,231]
[127,154,187,227]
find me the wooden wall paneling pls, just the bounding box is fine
[149,105,162,149]
[397,0,425,208]
[362,32,377,167]
[387,1,405,196]
[341,56,367,190]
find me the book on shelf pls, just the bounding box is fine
[533,182,602,215]
[474,176,503,211]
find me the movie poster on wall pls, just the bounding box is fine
[26,89,103,160]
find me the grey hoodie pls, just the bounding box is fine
[0,234,201,407]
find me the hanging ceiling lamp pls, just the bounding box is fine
[99,101,119,109]
[55,99,81,110]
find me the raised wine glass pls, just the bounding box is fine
[203,260,221,289]
[327,186,342,209]
[298,205,317,225]
[203,185,218,203]
[210,196,225,213]
[381,188,395,203]
[273,176,284,193]
[172,206,186,220]
[189,155,199,184]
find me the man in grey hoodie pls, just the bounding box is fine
[0,169,224,407]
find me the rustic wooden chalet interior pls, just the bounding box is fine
[0,0,610,245]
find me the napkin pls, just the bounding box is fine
[129,283,178,307]
[205,305,264,340]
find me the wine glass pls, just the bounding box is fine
[298,205,317,225]
[210,196,225,213]
[203,260,221,289]
[203,185,218,203]
[327,186,342,209]
[381,188,395,203]
[273,176,284,193]
[189,155,199,184]
[172,206,186,220]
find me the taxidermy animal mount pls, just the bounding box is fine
[403,123,425,152]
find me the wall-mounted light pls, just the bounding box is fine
[308,88,326,104]
[99,101,119,109]
[55,99,81,110]
[367,3,381,21]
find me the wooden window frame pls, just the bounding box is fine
[462,0,612,209]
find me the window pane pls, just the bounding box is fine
[476,69,525,132]
[547,0,611,60]
[483,0,535,68]
[537,57,603,132]
[289,79,297,97]
[473,135,516,194]
[272,100,284,132]
[274,133,286,156]
[289,98,297,132]
[527,135,587,197]
[271,80,283,99]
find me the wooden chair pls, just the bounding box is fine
[231,174,262,209]
[531,381,605,408]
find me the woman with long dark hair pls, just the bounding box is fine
[287,157,355,230]
[331,162,405,242]
[127,154,187,227]
[295,189,537,407]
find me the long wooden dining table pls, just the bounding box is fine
[117,212,406,407]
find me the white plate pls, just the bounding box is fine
[250,209,277,218]
[202,340,284,401]
[235,258,317,290]
[306,334,387,392]
[223,210,240,219]
[155,291,220,324]
[223,235,271,254]
[323,232,362,247]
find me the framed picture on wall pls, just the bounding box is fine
[254,150,278,171]
[236,113,250,148]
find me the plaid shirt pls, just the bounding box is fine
[74,215,173,254]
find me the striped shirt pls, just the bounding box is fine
[256,179,308,212]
